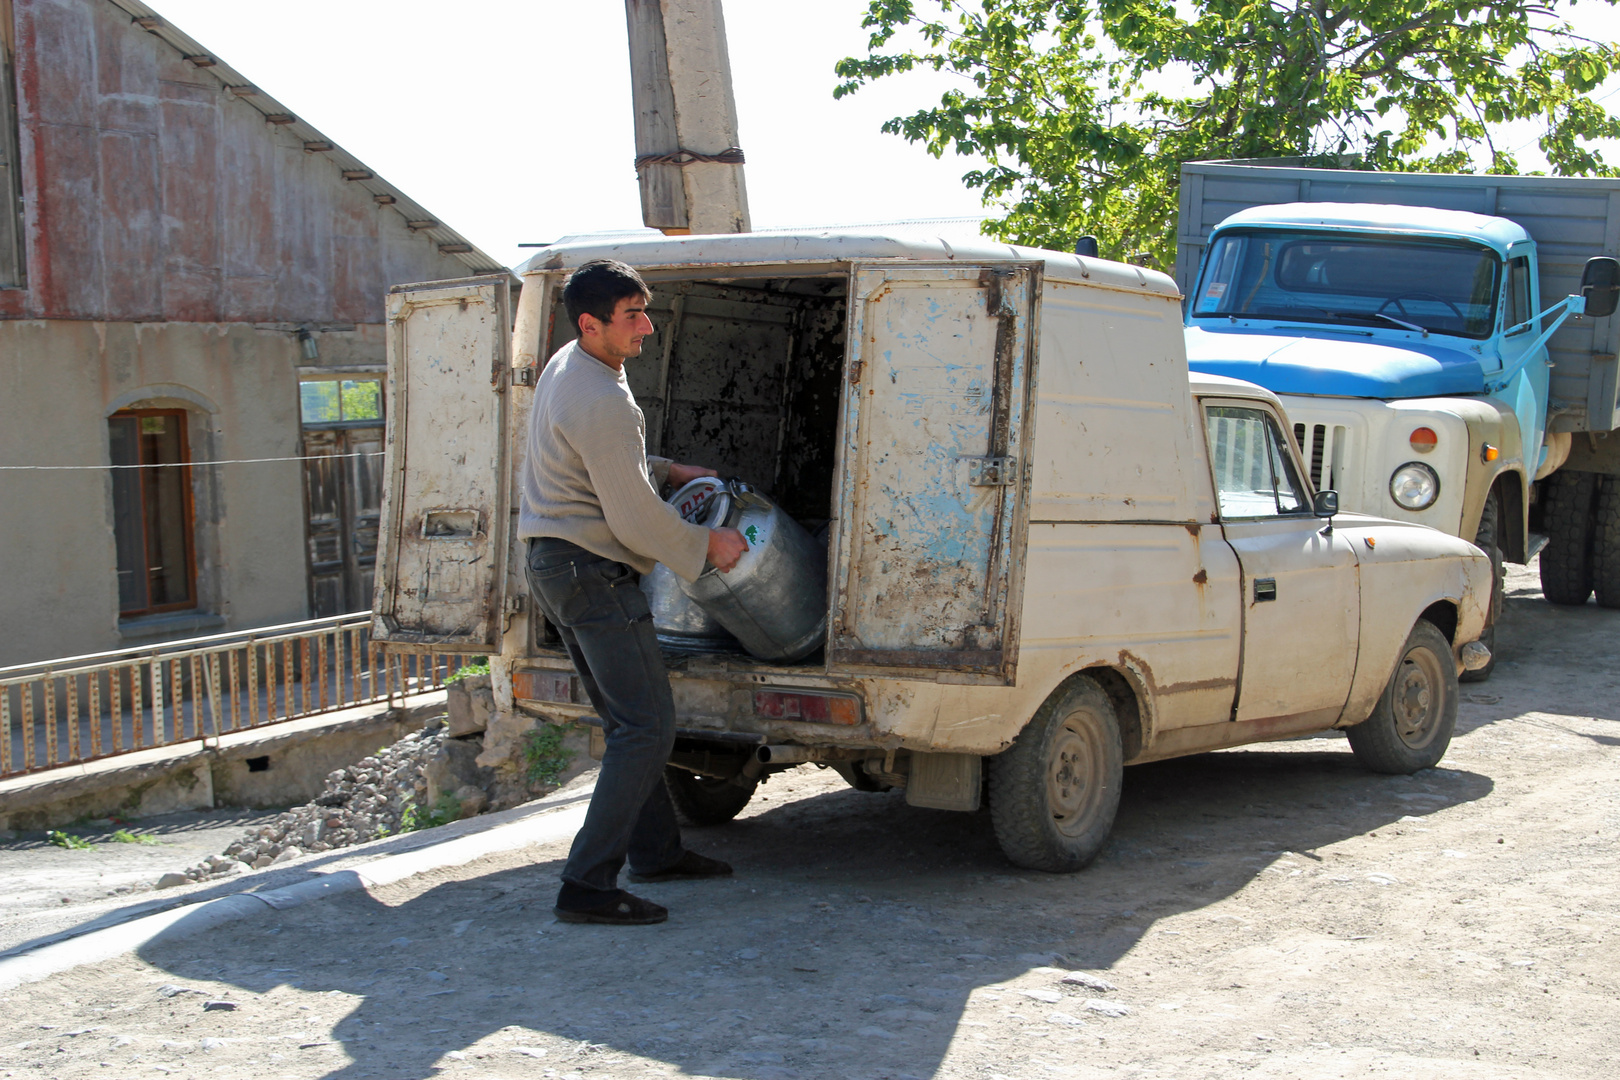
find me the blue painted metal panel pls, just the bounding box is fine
[1185,327,1487,398]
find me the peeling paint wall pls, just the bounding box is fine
[1,0,477,323]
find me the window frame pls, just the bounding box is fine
[1503,255,1534,337]
[297,373,386,430]
[0,0,25,289]
[108,408,199,618]
[1199,398,1315,522]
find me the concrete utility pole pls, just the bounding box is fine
[625,0,751,235]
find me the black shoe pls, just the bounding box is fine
[553,888,668,925]
[628,850,733,884]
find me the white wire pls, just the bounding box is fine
[0,451,385,472]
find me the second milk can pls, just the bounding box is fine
[667,478,828,662]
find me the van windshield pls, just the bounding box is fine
[1190,229,1501,339]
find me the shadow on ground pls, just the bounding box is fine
[134,746,1491,1080]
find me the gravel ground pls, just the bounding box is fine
[1,559,1616,1080]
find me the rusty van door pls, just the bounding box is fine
[372,276,513,650]
[830,262,1039,682]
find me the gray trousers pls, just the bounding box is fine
[526,538,685,893]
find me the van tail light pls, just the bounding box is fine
[512,671,573,703]
[754,689,862,726]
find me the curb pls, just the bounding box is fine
[0,784,592,994]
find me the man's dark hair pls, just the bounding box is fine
[563,260,650,335]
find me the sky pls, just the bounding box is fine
[148,0,1620,271]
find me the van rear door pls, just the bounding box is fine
[830,262,1039,682]
[372,275,513,650]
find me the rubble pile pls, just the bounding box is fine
[159,685,590,888]
[167,722,471,885]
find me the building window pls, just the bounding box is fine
[299,377,383,424]
[109,410,197,616]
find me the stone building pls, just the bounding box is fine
[0,0,506,666]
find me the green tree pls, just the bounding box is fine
[835,0,1620,266]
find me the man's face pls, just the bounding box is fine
[581,294,654,364]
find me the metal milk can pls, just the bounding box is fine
[640,561,739,655]
[669,477,829,662]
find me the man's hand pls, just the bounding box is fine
[707,527,749,572]
[667,462,719,487]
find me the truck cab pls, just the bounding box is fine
[373,232,1491,873]
[1178,170,1620,666]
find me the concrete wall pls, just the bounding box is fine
[0,318,354,665]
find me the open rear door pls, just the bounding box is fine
[830,262,1039,681]
[372,276,512,650]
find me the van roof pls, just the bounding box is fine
[1215,202,1529,253]
[515,229,1181,298]
[1188,371,1286,410]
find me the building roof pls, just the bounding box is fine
[104,0,507,277]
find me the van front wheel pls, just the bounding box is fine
[989,677,1123,873]
[1346,619,1457,774]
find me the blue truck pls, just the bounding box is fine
[1176,161,1620,678]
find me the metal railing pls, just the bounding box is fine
[0,614,472,781]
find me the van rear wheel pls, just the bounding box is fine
[1346,619,1457,774]
[664,767,758,826]
[989,677,1123,873]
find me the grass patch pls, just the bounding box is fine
[523,723,576,787]
[110,829,160,845]
[443,659,490,686]
[46,830,92,850]
[398,793,463,833]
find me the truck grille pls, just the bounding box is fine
[1293,422,1347,491]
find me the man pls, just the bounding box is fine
[521,259,749,926]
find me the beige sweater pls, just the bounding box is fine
[518,340,710,581]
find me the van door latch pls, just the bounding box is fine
[968,456,1017,486]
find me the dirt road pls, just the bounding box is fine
[2,560,1617,1080]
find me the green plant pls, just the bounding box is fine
[110,829,160,845]
[835,0,1620,267]
[398,794,463,833]
[443,659,490,686]
[47,830,92,850]
[523,723,576,788]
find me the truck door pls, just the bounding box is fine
[830,263,1038,682]
[372,275,513,650]
[1202,399,1360,724]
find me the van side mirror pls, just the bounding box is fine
[1580,257,1620,319]
[1313,489,1339,518]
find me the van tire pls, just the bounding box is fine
[1346,620,1457,774]
[664,767,758,826]
[1460,490,1502,682]
[1591,477,1620,609]
[989,677,1123,873]
[1540,471,1596,605]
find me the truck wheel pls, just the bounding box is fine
[1592,477,1620,609]
[1460,491,1502,683]
[664,767,758,826]
[1346,620,1457,775]
[1540,471,1596,605]
[988,677,1123,873]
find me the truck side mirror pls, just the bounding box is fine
[1580,257,1620,319]
[1313,489,1339,518]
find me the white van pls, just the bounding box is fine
[372,233,1492,872]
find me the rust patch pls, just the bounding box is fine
[1192,568,1208,585]
[1183,522,1201,537]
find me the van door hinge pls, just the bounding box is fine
[968,456,1017,486]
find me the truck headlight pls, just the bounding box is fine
[1390,462,1440,511]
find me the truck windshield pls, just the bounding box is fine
[1191,229,1501,339]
